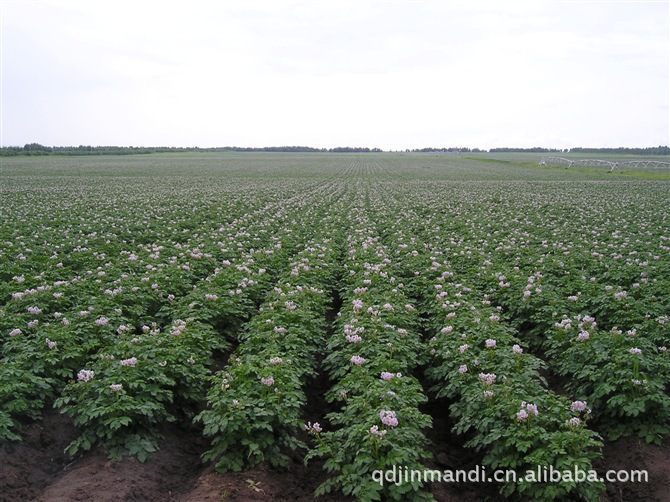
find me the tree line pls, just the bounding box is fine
[489,146,669,155]
[1,143,668,157]
[0,144,384,156]
[568,146,669,155]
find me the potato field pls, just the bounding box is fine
[1,153,668,501]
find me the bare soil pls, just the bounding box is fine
[595,435,670,502]
[2,405,668,502]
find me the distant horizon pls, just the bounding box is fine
[2,143,669,152]
[3,142,669,154]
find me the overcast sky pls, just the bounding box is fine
[1,0,668,150]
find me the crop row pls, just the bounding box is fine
[1,182,338,451]
[197,203,343,471]
[364,181,669,445]
[2,170,669,502]
[484,268,670,443]
[420,260,603,500]
[306,195,433,501]
[363,190,603,500]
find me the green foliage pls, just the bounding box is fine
[55,319,220,460]
[198,235,340,472]
[2,153,668,501]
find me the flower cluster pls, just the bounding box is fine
[77,369,95,382]
[120,357,138,367]
[516,402,538,421]
[478,373,497,386]
[380,371,401,381]
[368,425,387,437]
[349,355,366,366]
[379,409,398,428]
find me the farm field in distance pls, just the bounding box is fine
[1,152,669,501]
